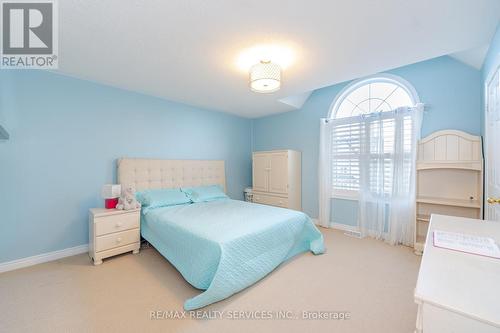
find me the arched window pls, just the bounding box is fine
[325,74,420,198]
[329,74,419,119]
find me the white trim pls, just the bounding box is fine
[0,244,89,273]
[483,60,500,219]
[330,222,360,233]
[328,73,420,119]
[312,218,360,232]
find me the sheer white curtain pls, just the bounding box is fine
[319,104,423,245]
[358,105,423,245]
[318,120,333,227]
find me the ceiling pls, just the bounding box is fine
[57,0,500,118]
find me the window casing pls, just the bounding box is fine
[329,75,419,199]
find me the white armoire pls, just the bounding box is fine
[252,150,302,211]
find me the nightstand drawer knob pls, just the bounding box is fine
[115,222,122,228]
[116,237,122,243]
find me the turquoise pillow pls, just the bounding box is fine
[181,185,228,203]
[137,188,191,213]
[135,191,147,205]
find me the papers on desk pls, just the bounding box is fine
[433,230,500,259]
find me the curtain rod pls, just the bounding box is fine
[323,103,426,123]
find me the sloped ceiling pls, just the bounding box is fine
[56,0,500,118]
[449,45,490,69]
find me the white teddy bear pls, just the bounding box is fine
[116,184,141,210]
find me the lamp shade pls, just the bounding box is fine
[249,60,281,93]
[101,184,121,199]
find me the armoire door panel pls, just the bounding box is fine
[252,154,269,192]
[269,152,288,194]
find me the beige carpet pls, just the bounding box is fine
[0,228,421,333]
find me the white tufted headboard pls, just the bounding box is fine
[117,158,226,192]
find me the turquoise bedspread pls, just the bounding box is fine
[141,199,324,310]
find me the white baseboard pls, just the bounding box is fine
[330,222,360,233]
[0,244,89,273]
[311,218,360,232]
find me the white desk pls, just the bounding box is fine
[414,214,500,332]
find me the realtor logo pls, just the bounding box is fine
[1,0,58,69]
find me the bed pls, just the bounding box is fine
[117,158,324,310]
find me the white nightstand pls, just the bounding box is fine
[89,208,141,265]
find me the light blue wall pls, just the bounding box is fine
[0,52,486,262]
[0,70,252,263]
[252,56,482,224]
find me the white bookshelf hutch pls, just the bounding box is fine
[414,130,483,254]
